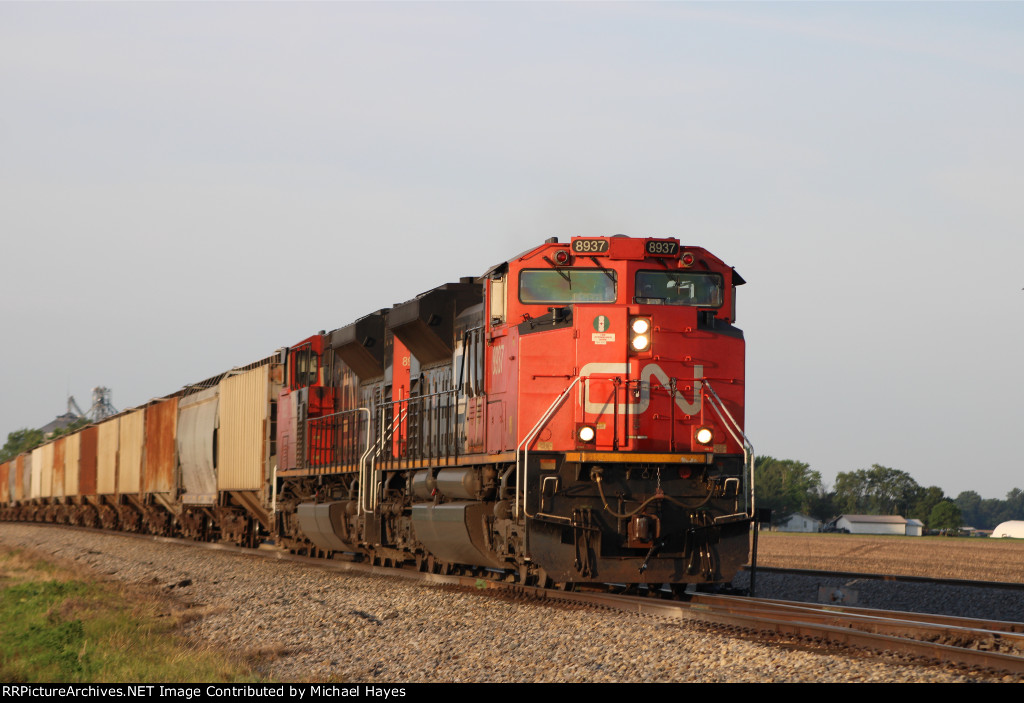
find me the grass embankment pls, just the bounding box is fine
[0,546,259,683]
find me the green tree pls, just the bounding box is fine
[982,496,1011,528]
[754,456,823,524]
[0,428,45,463]
[833,464,921,516]
[928,500,962,532]
[807,484,838,523]
[910,485,947,525]
[956,489,1024,530]
[1005,488,1024,519]
[955,490,983,528]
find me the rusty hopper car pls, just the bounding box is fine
[2,235,752,588]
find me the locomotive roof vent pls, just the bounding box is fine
[330,310,387,380]
[388,282,482,366]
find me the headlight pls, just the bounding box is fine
[577,425,596,443]
[629,317,652,353]
[695,427,714,445]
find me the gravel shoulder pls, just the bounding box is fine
[0,524,1015,683]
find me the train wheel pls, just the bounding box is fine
[669,584,692,599]
[535,568,553,589]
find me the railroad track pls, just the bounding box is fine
[682,594,1024,674]
[158,530,1024,676]
[491,586,1024,676]
[10,523,1024,678]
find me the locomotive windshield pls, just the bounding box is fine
[519,269,617,304]
[635,271,723,307]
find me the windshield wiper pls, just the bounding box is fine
[588,257,615,281]
[542,255,572,283]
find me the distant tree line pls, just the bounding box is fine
[0,419,90,463]
[954,489,1024,532]
[755,457,1022,531]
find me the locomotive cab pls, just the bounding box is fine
[484,235,751,584]
[277,334,335,471]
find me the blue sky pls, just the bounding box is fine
[2,2,1022,500]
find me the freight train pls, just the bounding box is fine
[1,235,752,587]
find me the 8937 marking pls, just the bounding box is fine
[571,239,609,254]
[645,240,679,256]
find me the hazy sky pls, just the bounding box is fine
[2,2,1021,500]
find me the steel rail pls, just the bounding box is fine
[478,585,1024,674]
[714,594,1024,634]
[690,593,1024,648]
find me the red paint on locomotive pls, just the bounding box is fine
[490,236,744,458]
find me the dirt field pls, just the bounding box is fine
[752,531,1024,583]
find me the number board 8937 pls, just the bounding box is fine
[571,239,609,254]
[645,239,680,257]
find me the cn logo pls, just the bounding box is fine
[578,362,703,415]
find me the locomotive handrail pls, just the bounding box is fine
[304,406,373,514]
[701,380,755,517]
[383,390,458,462]
[514,374,583,521]
[350,408,372,515]
[307,406,372,471]
[363,403,409,514]
[361,388,460,514]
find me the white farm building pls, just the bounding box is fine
[991,520,1024,539]
[836,515,914,536]
[778,513,822,533]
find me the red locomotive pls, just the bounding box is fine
[274,234,751,585]
[2,235,752,587]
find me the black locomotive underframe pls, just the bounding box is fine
[281,452,751,585]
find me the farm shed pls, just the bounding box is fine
[778,513,821,533]
[836,515,910,535]
[905,518,924,536]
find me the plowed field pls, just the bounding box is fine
[753,532,1024,583]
